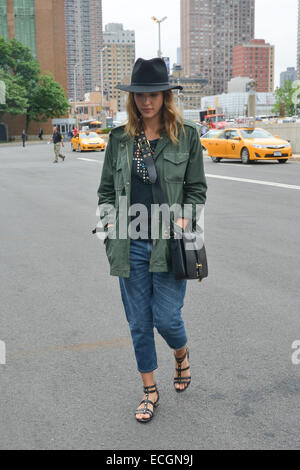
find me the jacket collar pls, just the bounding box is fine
[124,131,170,168]
[118,132,170,185]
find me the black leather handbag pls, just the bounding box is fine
[137,133,208,282]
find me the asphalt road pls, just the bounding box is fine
[0,142,300,450]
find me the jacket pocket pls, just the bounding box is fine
[163,152,189,183]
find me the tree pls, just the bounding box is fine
[0,37,69,131]
[26,74,69,129]
[0,69,28,117]
[273,79,300,117]
[0,38,40,90]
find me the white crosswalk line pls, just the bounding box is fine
[206,174,300,191]
[218,163,252,168]
[77,157,99,162]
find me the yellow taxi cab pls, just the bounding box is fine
[201,127,292,164]
[71,131,106,152]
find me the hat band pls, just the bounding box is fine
[131,82,170,87]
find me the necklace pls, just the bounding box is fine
[133,138,156,185]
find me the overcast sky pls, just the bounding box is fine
[102,0,298,88]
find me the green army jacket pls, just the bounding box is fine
[97,120,207,278]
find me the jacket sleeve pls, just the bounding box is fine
[97,135,116,226]
[182,127,207,224]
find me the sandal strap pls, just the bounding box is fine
[135,384,159,422]
[135,408,153,418]
[174,377,191,383]
[139,399,155,407]
[144,385,157,394]
[175,366,190,372]
[174,347,189,364]
[174,347,191,385]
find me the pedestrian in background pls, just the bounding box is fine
[97,58,207,423]
[38,128,43,141]
[52,126,65,163]
[21,130,26,147]
[201,121,208,136]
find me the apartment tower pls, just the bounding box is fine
[280,67,297,88]
[233,39,275,92]
[180,0,255,95]
[64,0,103,101]
[103,23,135,112]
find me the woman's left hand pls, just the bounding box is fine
[175,218,189,230]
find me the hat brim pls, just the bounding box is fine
[115,84,183,93]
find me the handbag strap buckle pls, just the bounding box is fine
[196,263,203,282]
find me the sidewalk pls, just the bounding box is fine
[0,135,109,147]
[0,140,49,148]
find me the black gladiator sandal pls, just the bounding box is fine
[174,347,191,393]
[135,384,160,423]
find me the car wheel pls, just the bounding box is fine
[278,159,288,164]
[241,147,250,164]
[211,157,222,162]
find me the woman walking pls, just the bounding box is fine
[97,58,207,423]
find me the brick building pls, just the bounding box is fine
[233,39,275,92]
[0,0,67,139]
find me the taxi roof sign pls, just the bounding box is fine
[234,117,255,129]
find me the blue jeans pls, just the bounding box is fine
[119,239,187,373]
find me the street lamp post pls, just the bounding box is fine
[151,16,167,58]
[74,63,78,129]
[100,46,107,109]
[100,46,107,127]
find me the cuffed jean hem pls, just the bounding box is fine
[172,341,188,352]
[138,365,158,374]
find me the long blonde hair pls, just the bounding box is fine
[125,90,184,144]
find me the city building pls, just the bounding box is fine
[69,91,117,123]
[180,0,255,95]
[0,0,67,89]
[103,23,135,112]
[170,66,210,110]
[0,0,67,138]
[64,0,103,101]
[201,92,276,119]
[232,39,275,92]
[280,67,297,87]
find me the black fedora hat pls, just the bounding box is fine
[116,58,183,93]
